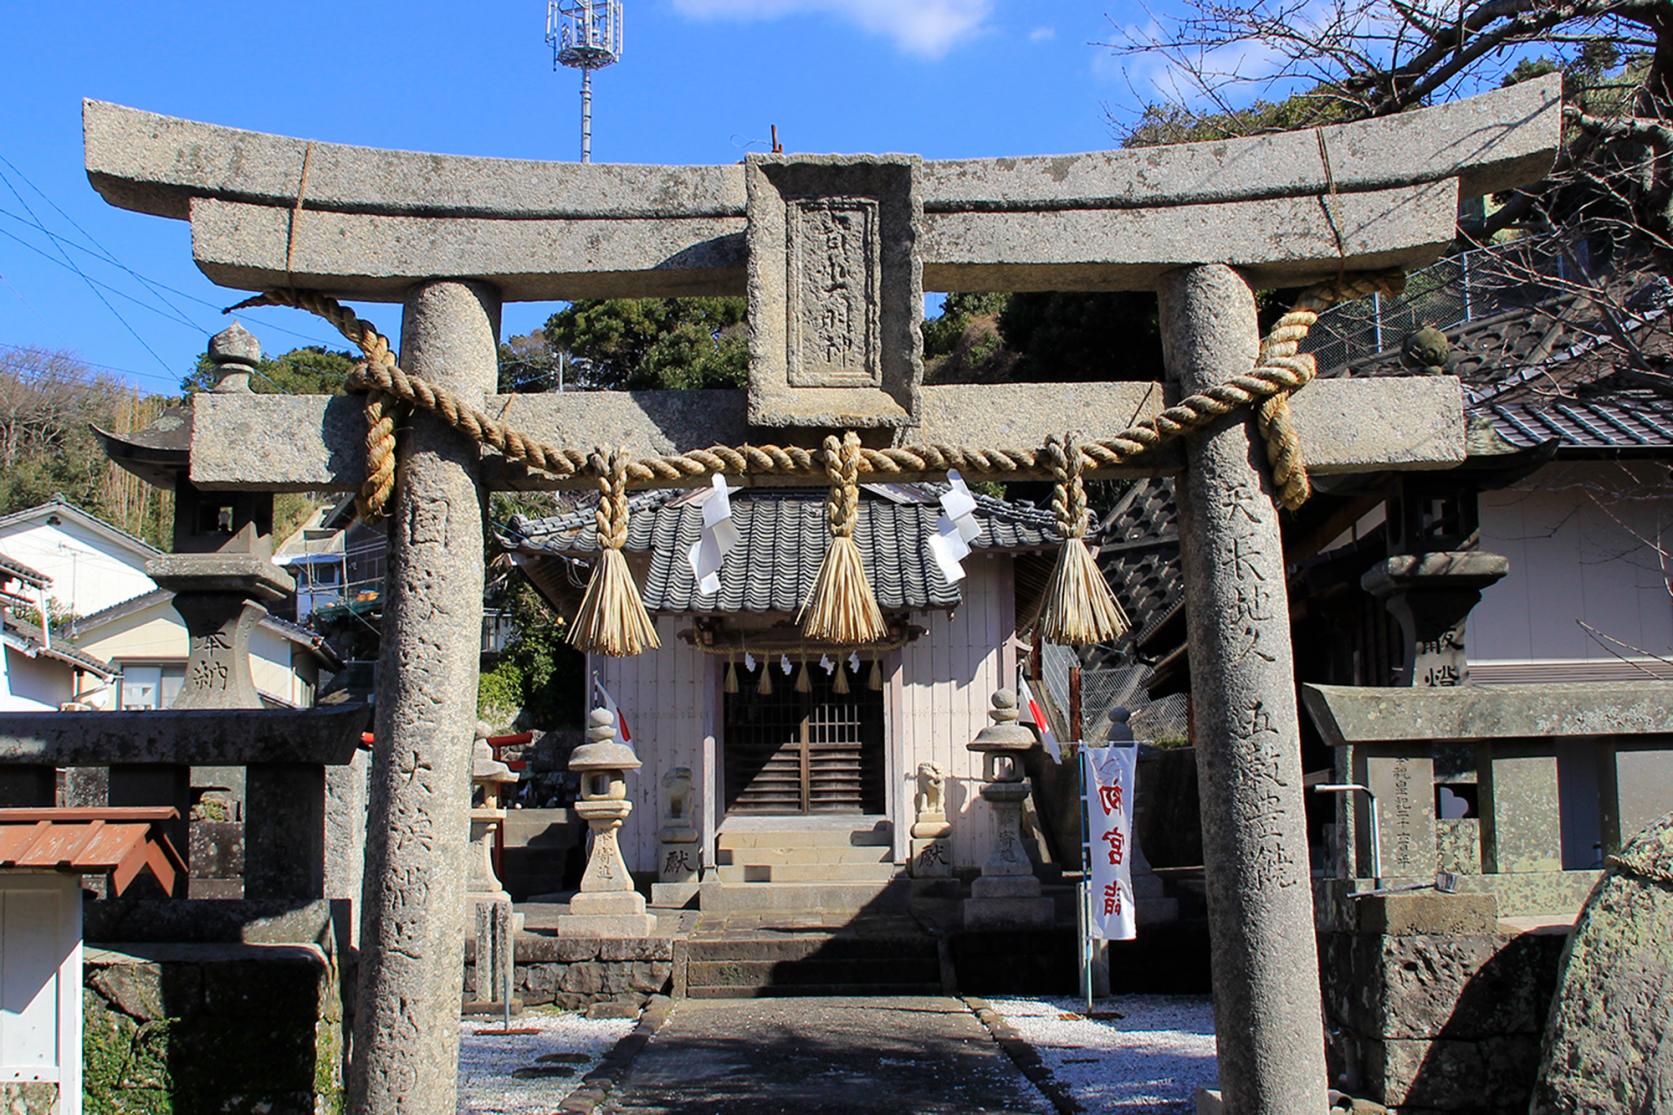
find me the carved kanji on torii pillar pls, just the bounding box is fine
[82,75,1561,1115]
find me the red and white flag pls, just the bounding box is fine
[592,675,633,750]
[1084,744,1139,941]
[1017,675,1061,762]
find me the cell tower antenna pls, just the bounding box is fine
[546,0,624,164]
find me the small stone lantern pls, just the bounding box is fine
[468,731,517,906]
[466,729,520,1013]
[963,689,1053,930]
[559,708,656,937]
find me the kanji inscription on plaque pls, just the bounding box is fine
[788,197,881,388]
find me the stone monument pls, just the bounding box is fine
[910,762,953,879]
[650,765,700,908]
[79,75,1562,1114]
[561,709,656,937]
[964,690,1053,930]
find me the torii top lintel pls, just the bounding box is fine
[84,79,1560,476]
[86,74,1560,305]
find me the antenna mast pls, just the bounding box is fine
[547,0,624,163]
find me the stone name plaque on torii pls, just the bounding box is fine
[82,73,1561,1115]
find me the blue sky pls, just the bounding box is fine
[1,1,1200,394]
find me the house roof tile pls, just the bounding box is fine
[501,484,1060,614]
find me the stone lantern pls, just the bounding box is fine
[963,689,1052,930]
[466,729,520,1013]
[559,708,656,937]
[468,730,517,906]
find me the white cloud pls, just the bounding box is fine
[1027,26,1055,43]
[671,0,994,58]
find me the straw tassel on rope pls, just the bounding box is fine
[567,448,661,657]
[799,432,888,644]
[723,655,740,694]
[1035,433,1129,647]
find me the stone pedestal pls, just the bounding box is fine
[964,691,1052,930]
[561,709,656,938]
[651,766,700,908]
[910,762,954,879]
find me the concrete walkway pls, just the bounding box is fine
[598,996,1051,1114]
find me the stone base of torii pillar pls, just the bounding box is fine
[559,708,656,938]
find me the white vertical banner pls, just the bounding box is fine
[1084,745,1139,941]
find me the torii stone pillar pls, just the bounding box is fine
[351,280,499,1114]
[1160,264,1326,1113]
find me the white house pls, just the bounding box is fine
[0,552,114,712]
[0,499,334,709]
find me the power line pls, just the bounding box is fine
[0,152,205,336]
[0,339,180,389]
[0,164,174,375]
[0,205,345,350]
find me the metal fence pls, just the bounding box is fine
[1301,235,1577,375]
[1038,643,1190,746]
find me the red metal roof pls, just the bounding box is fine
[0,807,186,896]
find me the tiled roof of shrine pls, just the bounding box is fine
[500,484,1060,614]
[1481,392,1673,451]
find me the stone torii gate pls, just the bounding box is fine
[83,75,1560,1115]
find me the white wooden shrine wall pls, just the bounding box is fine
[593,558,1017,875]
[1474,461,1673,679]
[591,617,713,875]
[894,557,1016,870]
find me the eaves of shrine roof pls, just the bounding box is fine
[1478,391,1673,453]
[1090,477,1182,659]
[499,484,1058,614]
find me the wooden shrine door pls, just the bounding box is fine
[722,662,885,815]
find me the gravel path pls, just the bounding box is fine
[458,1010,637,1114]
[987,995,1218,1114]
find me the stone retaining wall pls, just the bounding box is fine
[1319,893,1567,1114]
[82,942,345,1115]
[463,934,675,1011]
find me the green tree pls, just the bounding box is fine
[477,579,583,730]
[181,345,357,395]
[542,298,747,390]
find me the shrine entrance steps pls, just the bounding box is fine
[700,816,905,915]
[683,915,944,999]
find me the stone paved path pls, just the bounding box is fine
[598,996,1051,1114]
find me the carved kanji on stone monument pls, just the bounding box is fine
[81,73,1562,1115]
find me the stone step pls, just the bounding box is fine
[687,957,940,991]
[689,935,937,963]
[698,879,909,916]
[686,983,945,1000]
[712,863,900,884]
[716,826,892,850]
[716,845,894,866]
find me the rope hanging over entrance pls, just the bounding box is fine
[566,448,660,657]
[798,432,889,646]
[1036,432,1130,646]
[229,268,1403,656]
